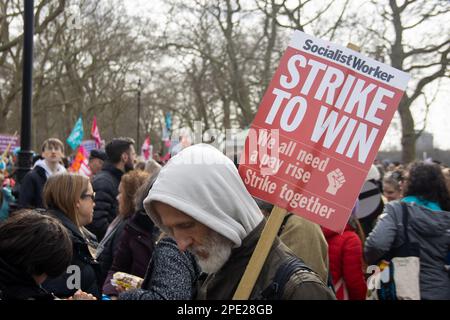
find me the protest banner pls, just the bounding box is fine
[91,116,102,149]
[238,30,410,233]
[67,116,84,150]
[0,134,20,154]
[233,31,410,299]
[81,140,97,154]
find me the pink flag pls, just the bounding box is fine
[141,136,151,160]
[91,116,102,148]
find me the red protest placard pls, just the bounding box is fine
[238,31,410,233]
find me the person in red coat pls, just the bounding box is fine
[322,216,367,300]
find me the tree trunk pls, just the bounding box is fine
[398,97,416,164]
[0,108,7,132]
[222,98,231,130]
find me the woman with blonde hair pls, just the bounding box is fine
[96,170,149,286]
[103,170,158,298]
[382,169,404,202]
[41,173,100,299]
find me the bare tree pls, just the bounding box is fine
[3,0,447,162]
[1,0,154,151]
[260,0,449,162]
[359,0,450,163]
[0,0,66,132]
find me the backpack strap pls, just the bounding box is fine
[261,256,314,300]
[383,201,420,261]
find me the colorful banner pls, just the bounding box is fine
[238,30,410,233]
[67,117,84,150]
[69,146,91,177]
[0,134,20,153]
[165,112,172,131]
[91,116,102,149]
[81,140,97,154]
[141,136,151,160]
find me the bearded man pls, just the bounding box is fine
[144,144,335,300]
[86,137,136,241]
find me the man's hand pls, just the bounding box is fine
[67,289,97,300]
[115,283,127,293]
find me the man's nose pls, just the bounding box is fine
[174,233,193,252]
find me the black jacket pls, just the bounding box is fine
[197,220,335,300]
[102,212,156,296]
[17,166,47,209]
[0,257,54,300]
[96,217,128,287]
[42,209,101,299]
[86,163,123,240]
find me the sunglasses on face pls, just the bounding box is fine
[81,192,96,201]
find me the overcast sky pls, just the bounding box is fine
[125,0,450,151]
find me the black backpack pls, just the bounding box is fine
[275,213,336,296]
[259,213,317,299]
[260,255,314,300]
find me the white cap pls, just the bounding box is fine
[366,164,380,181]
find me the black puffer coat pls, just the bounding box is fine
[86,163,123,240]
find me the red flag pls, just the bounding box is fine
[91,116,102,148]
[141,136,151,160]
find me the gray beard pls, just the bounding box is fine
[189,231,234,274]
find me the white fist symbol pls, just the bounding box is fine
[326,169,346,195]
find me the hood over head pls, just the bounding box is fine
[144,144,263,247]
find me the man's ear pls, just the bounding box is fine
[121,152,128,163]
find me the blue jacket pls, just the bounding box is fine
[0,187,15,221]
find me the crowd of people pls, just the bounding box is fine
[0,136,449,300]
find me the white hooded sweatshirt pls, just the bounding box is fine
[34,159,66,177]
[144,144,263,247]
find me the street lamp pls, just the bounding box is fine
[137,79,141,151]
[16,0,34,184]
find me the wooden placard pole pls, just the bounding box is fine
[232,41,360,300]
[232,205,287,300]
